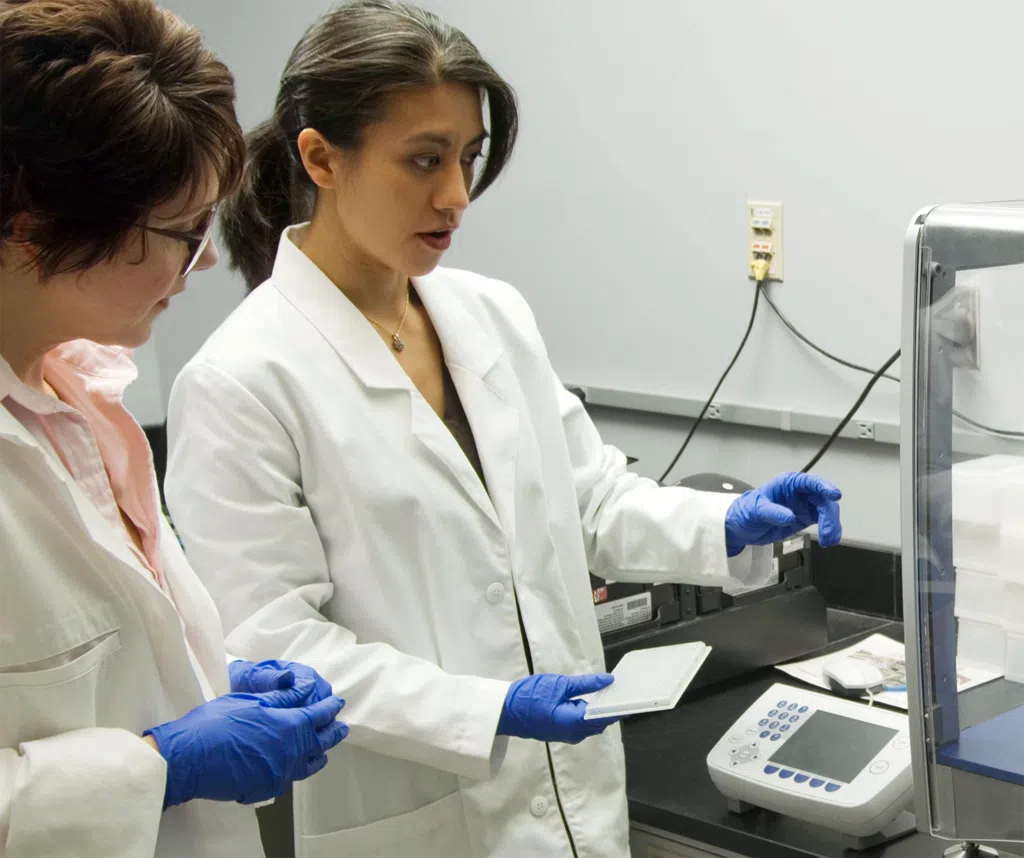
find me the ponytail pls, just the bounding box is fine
[220,119,309,291]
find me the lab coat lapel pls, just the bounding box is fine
[271,228,507,532]
[414,272,520,546]
[0,408,174,608]
[269,226,414,394]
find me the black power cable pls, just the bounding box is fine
[801,349,902,473]
[658,279,1019,484]
[757,285,900,383]
[759,283,1024,440]
[657,287,761,485]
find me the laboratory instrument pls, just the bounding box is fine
[901,201,1024,851]
[707,682,913,846]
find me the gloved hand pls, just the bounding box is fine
[724,472,842,557]
[496,673,621,744]
[229,658,333,705]
[145,682,347,808]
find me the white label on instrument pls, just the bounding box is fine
[783,537,804,555]
[595,592,652,634]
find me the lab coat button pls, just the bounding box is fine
[530,796,549,817]
[486,582,506,604]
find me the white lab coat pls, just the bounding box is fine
[0,407,264,857]
[165,224,769,858]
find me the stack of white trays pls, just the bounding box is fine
[952,455,1024,682]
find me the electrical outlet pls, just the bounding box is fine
[707,403,722,420]
[747,200,784,281]
[857,421,875,440]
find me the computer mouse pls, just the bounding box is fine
[822,658,885,697]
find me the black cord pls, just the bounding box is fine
[658,280,1018,484]
[759,283,1024,440]
[658,287,761,485]
[757,284,900,383]
[801,349,902,473]
[948,410,1024,439]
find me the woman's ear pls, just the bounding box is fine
[296,129,340,190]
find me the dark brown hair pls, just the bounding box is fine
[221,0,519,290]
[0,0,245,277]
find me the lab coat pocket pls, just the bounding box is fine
[299,790,471,858]
[0,630,122,745]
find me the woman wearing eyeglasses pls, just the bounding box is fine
[0,1,348,855]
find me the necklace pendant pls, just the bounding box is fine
[392,334,405,352]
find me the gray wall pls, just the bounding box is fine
[149,0,1024,550]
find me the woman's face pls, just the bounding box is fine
[39,171,221,349]
[325,82,488,278]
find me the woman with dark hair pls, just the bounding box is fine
[166,2,843,855]
[0,1,347,854]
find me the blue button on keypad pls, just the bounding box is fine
[780,724,791,732]
[809,778,824,788]
[794,774,809,783]
[790,715,800,723]
[788,703,798,711]
[764,765,779,774]
[777,700,787,708]
[825,783,842,792]
[760,731,771,738]
[771,733,782,741]
[759,719,769,727]
[768,709,778,717]
[798,706,809,713]
[769,721,780,729]
[779,769,794,779]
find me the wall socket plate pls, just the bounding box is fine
[747,200,784,281]
[856,421,875,440]
[707,403,722,420]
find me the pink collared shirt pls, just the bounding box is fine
[1,340,166,590]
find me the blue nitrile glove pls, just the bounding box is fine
[496,673,621,744]
[145,682,347,808]
[229,658,333,705]
[724,472,842,557]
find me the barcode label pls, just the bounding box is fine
[595,592,652,635]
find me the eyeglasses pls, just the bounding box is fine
[142,205,217,277]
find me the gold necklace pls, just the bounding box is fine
[363,286,411,352]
